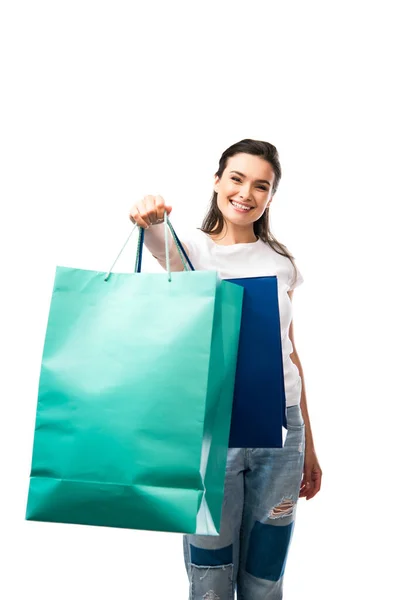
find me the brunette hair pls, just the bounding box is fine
[200,138,300,285]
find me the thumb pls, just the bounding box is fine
[165,205,173,214]
[304,467,312,489]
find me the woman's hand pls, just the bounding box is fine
[129,195,172,229]
[299,447,322,500]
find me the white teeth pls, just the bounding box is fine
[231,201,251,211]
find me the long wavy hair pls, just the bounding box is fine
[200,138,299,284]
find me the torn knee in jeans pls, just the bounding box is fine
[202,591,221,600]
[268,497,295,520]
[190,559,234,599]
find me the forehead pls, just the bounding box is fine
[226,153,275,181]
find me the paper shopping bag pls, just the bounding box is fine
[26,215,243,535]
[171,236,289,449]
[227,276,287,448]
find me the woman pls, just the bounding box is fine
[129,138,322,600]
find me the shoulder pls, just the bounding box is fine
[265,240,304,290]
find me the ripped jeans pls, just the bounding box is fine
[183,404,305,600]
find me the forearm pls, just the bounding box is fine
[142,223,184,272]
[291,351,315,450]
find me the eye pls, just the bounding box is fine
[231,176,267,191]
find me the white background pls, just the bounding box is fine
[1,1,399,598]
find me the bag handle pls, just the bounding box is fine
[167,220,195,272]
[135,216,195,274]
[104,212,195,282]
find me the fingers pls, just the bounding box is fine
[299,477,308,498]
[144,195,157,224]
[306,471,322,500]
[129,195,171,228]
[299,468,322,500]
[155,195,168,223]
[129,204,150,229]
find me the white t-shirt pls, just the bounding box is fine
[180,228,304,407]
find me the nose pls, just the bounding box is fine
[239,185,252,201]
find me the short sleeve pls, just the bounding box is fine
[289,262,304,291]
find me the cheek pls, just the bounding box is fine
[255,203,268,218]
[216,191,232,212]
[216,197,229,215]
[218,185,234,200]
[219,180,239,199]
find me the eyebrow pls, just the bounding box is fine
[230,171,271,186]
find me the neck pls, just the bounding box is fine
[210,222,258,246]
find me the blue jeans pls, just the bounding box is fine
[183,404,305,600]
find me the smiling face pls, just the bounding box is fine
[213,153,275,229]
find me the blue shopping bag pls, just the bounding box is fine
[173,235,287,449]
[226,276,287,448]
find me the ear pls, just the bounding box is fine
[213,174,220,194]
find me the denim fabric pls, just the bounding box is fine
[183,404,305,600]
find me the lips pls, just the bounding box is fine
[229,200,253,212]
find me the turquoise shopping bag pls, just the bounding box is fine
[25,215,243,535]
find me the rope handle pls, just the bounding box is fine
[104,212,195,281]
